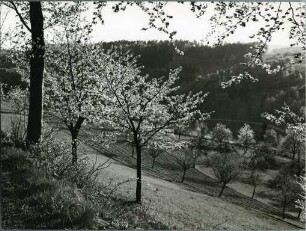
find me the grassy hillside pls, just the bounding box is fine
[2,107,304,229]
[0,111,167,230]
[45,112,305,229]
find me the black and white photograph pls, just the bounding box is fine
[0,1,305,229]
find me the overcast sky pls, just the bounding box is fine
[89,2,297,50]
[2,1,302,50]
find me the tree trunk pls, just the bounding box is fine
[0,83,2,229]
[71,131,78,164]
[26,2,45,144]
[181,168,186,182]
[297,208,302,219]
[152,157,156,168]
[135,141,142,204]
[251,184,256,199]
[219,183,226,197]
[292,150,296,161]
[282,198,287,219]
[68,117,84,164]
[192,157,196,168]
[131,145,134,157]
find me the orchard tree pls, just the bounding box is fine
[95,51,209,203]
[295,175,305,221]
[148,148,163,169]
[195,120,209,136]
[44,13,102,163]
[174,147,194,183]
[210,151,242,197]
[249,171,262,199]
[263,129,278,147]
[174,122,189,139]
[279,128,305,177]
[248,153,263,199]
[191,121,208,168]
[146,131,174,168]
[270,166,301,219]
[237,123,256,156]
[211,123,232,153]
[279,127,304,160]
[263,104,305,177]
[3,1,89,144]
[190,147,202,169]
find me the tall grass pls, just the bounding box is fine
[1,130,168,229]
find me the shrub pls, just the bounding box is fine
[8,116,26,148]
[0,130,13,147]
[27,130,108,191]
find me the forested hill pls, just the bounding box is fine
[99,40,254,82]
[99,40,305,136]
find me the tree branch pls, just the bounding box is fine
[10,1,31,32]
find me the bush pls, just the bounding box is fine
[27,131,103,190]
[8,116,26,148]
[0,130,13,147]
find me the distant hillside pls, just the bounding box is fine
[264,46,305,74]
[267,46,304,55]
[100,40,305,137]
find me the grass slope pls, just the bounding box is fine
[44,119,304,229]
[1,109,304,229]
[1,147,98,229]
